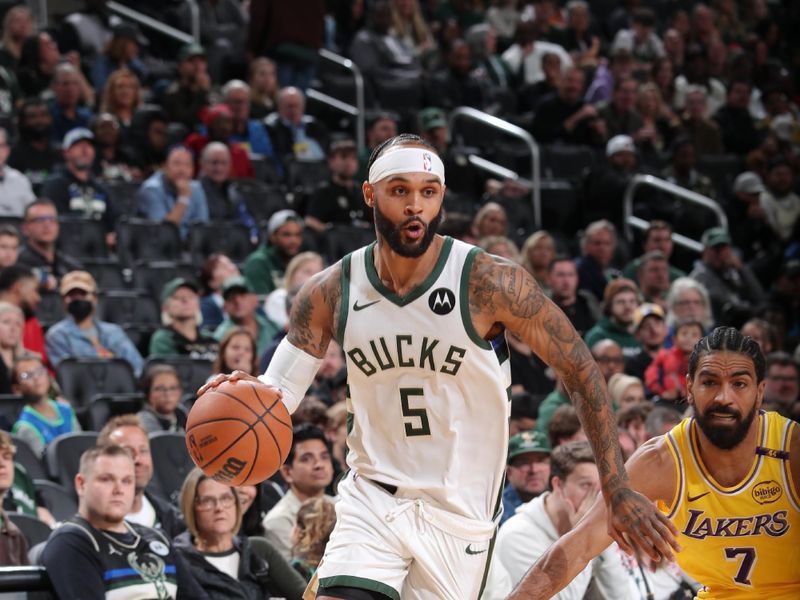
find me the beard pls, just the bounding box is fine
[374,199,443,258]
[694,402,758,450]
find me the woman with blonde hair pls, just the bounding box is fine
[635,81,681,154]
[100,68,141,131]
[480,235,520,262]
[174,468,298,599]
[290,496,337,581]
[473,202,509,238]
[390,0,435,59]
[0,5,33,68]
[520,231,556,291]
[0,302,24,394]
[249,57,280,119]
[264,252,325,330]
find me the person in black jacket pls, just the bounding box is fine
[97,414,186,538]
[265,87,329,169]
[175,467,304,600]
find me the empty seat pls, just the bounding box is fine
[232,180,290,224]
[87,393,145,431]
[55,358,136,410]
[0,395,26,428]
[82,258,127,290]
[131,262,197,303]
[373,77,423,113]
[541,180,581,236]
[44,431,99,490]
[96,290,160,326]
[143,357,213,397]
[56,217,109,259]
[286,160,330,197]
[188,222,254,266]
[6,514,52,547]
[542,145,596,181]
[116,219,182,266]
[696,154,743,195]
[148,431,195,504]
[106,180,141,217]
[34,480,77,522]
[35,291,65,329]
[11,436,47,480]
[123,323,158,357]
[322,225,376,263]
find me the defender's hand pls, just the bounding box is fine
[607,486,681,563]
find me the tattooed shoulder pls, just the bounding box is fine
[468,250,547,323]
[286,262,342,358]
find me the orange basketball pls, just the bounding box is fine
[185,380,292,486]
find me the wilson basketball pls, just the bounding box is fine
[185,380,292,486]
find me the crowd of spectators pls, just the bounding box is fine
[0,0,797,598]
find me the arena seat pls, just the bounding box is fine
[106,180,141,217]
[6,514,52,548]
[33,480,77,522]
[131,261,198,302]
[55,358,136,411]
[188,222,254,266]
[44,432,99,492]
[322,225,376,264]
[56,217,108,260]
[87,393,146,431]
[0,565,54,596]
[122,323,158,357]
[542,145,597,182]
[116,219,182,266]
[81,258,127,291]
[11,436,46,481]
[148,431,195,505]
[96,290,160,326]
[143,357,213,398]
[232,179,290,224]
[0,395,25,429]
[34,292,65,330]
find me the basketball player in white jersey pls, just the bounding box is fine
[202,134,679,599]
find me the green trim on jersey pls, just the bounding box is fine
[477,529,498,598]
[336,254,352,345]
[460,247,492,350]
[364,236,454,307]
[319,575,400,600]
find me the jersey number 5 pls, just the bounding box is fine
[400,388,431,437]
[724,547,756,586]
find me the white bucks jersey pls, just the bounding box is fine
[337,236,511,522]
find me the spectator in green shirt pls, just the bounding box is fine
[243,209,304,294]
[584,278,643,359]
[148,277,218,361]
[214,276,278,359]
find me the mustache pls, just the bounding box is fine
[704,404,740,417]
[400,216,425,227]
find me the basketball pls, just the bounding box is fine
[185,380,292,486]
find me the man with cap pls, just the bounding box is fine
[184,103,255,179]
[148,278,218,360]
[584,278,644,358]
[214,275,278,358]
[45,270,144,376]
[137,145,209,240]
[164,42,210,129]
[727,171,774,260]
[243,209,303,295]
[305,138,366,233]
[501,430,551,526]
[689,227,766,326]
[760,158,800,243]
[41,127,116,246]
[627,302,667,381]
[48,63,94,143]
[583,135,638,230]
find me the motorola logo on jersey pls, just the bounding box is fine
[429,288,455,315]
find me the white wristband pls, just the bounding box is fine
[259,338,323,414]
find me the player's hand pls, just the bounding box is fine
[197,370,275,396]
[607,486,680,563]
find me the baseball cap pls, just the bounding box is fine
[160,277,198,304]
[60,271,97,296]
[632,302,665,330]
[221,275,254,298]
[266,209,302,237]
[202,103,232,126]
[701,227,732,248]
[606,134,636,157]
[508,430,551,463]
[732,171,765,195]
[419,107,447,132]
[112,23,148,46]
[62,128,94,150]
[178,42,206,62]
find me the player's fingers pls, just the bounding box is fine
[641,519,675,563]
[620,522,660,562]
[653,510,681,552]
[197,373,228,395]
[228,370,250,382]
[609,527,634,556]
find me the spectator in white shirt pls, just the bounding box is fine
[0,127,35,217]
[501,19,572,86]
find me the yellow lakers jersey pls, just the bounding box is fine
[662,411,800,599]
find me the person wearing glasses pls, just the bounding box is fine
[137,364,187,434]
[16,199,83,293]
[10,352,80,457]
[174,467,292,599]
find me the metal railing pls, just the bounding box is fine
[316,49,366,153]
[448,107,541,230]
[107,0,198,45]
[623,174,729,254]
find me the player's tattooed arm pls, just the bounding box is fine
[469,252,680,562]
[286,263,342,358]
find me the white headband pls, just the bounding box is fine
[368,147,445,185]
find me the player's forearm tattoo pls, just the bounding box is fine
[287,264,341,358]
[509,546,571,599]
[469,253,627,493]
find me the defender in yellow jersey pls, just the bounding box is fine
[509,326,800,600]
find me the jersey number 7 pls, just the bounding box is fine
[400,388,431,437]
[724,547,756,586]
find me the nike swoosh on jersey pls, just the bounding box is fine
[353,299,381,311]
[688,491,711,502]
[465,544,488,555]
